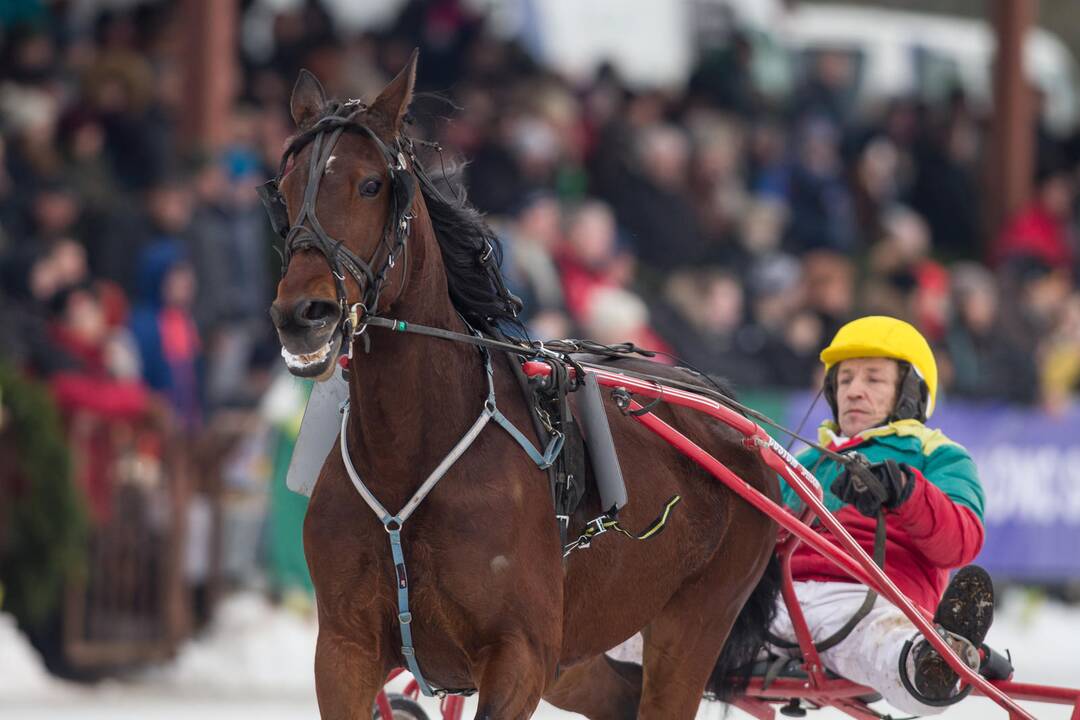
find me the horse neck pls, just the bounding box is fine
[344,206,489,497]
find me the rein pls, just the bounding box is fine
[350,313,897,676]
[354,310,861,468]
[262,107,870,698]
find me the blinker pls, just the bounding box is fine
[257,180,291,239]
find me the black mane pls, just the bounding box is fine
[411,153,522,333]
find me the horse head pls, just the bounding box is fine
[267,52,419,379]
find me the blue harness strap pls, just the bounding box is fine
[385,519,432,696]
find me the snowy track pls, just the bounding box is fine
[3,590,1076,719]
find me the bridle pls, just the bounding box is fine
[257,100,417,344]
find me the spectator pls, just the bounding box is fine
[802,249,855,343]
[105,174,192,296]
[1001,255,1073,346]
[688,113,749,260]
[555,200,634,322]
[46,281,149,522]
[736,196,789,264]
[907,92,983,259]
[0,0,1076,446]
[863,206,950,342]
[944,262,1038,404]
[129,240,202,432]
[785,117,858,255]
[686,30,756,117]
[29,177,80,245]
[83,9,169,191]
[0,246,65,372]
[1040,293,1080,415]
[654,269,765,388]
[188,142,273,409]
[500,191,571,340]
[47,281,146,412]
[850,135,901,248]
[581,286,672,360]
[792,50,858,129]
[605,124,703,271]
[992,158,1076,271]
[743,253,816,387]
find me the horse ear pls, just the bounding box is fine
[370,48,418,135]
[291,69,326,129]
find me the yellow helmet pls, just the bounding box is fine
[820,315,938,418]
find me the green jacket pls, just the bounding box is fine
[782,419,986,611]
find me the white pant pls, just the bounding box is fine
[769,580,942,715]
[603,580,941,715]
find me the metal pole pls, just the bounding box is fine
[180,0,238,152]
[991,0,1037,239]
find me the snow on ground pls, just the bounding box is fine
[139,592,319,697]
[0,610,58,700]
[2,589,1078,719]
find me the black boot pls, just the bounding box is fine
[911,565,995,701]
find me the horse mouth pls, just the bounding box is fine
[281,332,342,379]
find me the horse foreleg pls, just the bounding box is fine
[470,636,551,720]
[313,630,386,720]
[543,654,641,720]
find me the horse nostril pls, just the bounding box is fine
[269,302,287,329]
[294,299,339,328]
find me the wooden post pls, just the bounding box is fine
[990,0,1037,239]
[180,0,237,153]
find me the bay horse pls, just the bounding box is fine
[267,52,780,719]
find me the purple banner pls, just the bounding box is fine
[782,393,1080,580]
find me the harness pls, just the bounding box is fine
[338,336,562,696]
[260,107,883,698]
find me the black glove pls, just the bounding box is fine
[832,456,915,517]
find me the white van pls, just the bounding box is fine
[485,0,1079,134]
[769,3,1080,134]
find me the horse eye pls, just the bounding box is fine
[359,179,382,197]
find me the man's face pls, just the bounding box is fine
[835,357,899,436]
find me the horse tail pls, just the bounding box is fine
[706,553,782,701]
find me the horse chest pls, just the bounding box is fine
[306,473,551,643]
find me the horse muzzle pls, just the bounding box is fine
[270,297,344,378]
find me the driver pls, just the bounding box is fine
[771,315,993,714]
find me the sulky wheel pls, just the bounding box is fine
[372,692,431,720]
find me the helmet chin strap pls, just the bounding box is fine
[887,362,929,423]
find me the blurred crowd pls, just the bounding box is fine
[3,0,1080,443]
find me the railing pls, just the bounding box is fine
[60,402,192,671]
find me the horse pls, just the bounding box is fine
[267,51,780,720]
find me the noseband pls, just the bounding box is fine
[258,102,417,341]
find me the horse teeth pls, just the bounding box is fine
[282,341,332,369]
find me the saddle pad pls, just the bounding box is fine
[287,372,349,497]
